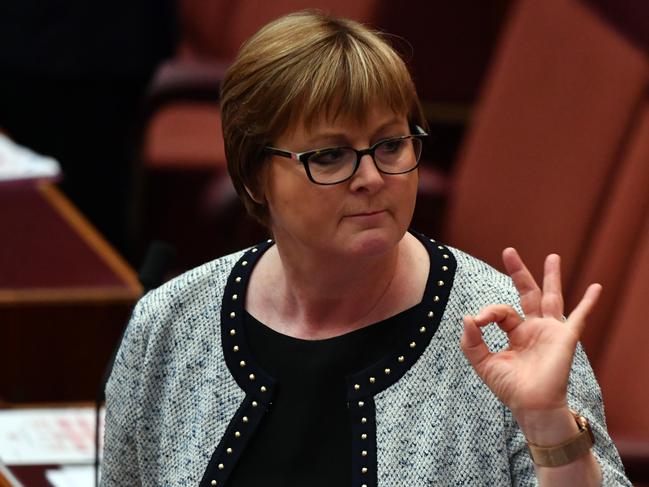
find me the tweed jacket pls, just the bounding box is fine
[101,234,630,486]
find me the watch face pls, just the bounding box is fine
[585,420,595,445]
[573,412,595,444]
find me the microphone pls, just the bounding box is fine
[94,240,176,486]
[138,240,176,293]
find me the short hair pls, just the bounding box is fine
[220,10,426,227]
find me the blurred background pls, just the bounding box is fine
[0,0,648,484]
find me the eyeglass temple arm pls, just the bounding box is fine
[265,147,300,160]
[412,124,428,136]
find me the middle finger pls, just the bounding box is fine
[502,247,542,318]
[541,253,564,319]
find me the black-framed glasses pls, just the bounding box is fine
[264,125,428,185]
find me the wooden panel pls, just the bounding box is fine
[0,461,22,487]
[0,182,141,401]
[0,182,140,303]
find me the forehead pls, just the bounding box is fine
[280,104,409,145]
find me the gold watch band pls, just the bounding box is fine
[527,410,595,468]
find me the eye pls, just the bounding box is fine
[309,148,349,165]
[378,138,406,154]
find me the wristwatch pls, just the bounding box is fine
[527,410,595,467]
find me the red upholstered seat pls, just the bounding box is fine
[441,0,649,480]
[593,102,649,480]
[137,0,391,271]
[137,1,513,270]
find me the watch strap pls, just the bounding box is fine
[527,410,595,468]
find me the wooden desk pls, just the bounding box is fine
[0,463,51,487]
[0,460,22,487]
[0,182,142,401]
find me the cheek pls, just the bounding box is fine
[266,170,338,228]
[396,173,419,215]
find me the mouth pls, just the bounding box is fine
[347,210,386,218]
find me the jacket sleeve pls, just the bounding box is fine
[567,344,631,486]
[506,342,632,486]
[100,298,149,486]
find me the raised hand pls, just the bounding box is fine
[460,248,602,420]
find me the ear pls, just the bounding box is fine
[244,184,266,205]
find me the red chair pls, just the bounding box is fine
[135,1,396,272]
[441,0,649,481]
[593,100,649,482]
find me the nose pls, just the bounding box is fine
[348,153,385,193]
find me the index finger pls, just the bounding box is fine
[502,247,542,318]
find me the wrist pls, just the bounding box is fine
[516,407,596,469]
[514,406,580,446]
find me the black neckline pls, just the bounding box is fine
[243,304,415,382]
[220,231,457,406]
[243,297,420,346]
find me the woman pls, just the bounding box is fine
[101,11,630,486]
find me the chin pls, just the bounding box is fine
[343,227,404,257]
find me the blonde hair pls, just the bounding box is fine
[220,10,426,227]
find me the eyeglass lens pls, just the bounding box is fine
[307,137,422,184]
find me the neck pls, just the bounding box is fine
[257,233,415,339]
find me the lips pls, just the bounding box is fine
[347,210,386,218]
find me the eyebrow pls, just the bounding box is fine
[303,117,406,147]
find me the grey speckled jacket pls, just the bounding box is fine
[101,234,630,486]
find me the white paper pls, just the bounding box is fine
[0,133,61,182]
[46,465,96,487]
[0,407,104,466]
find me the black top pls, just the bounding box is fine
[202,233,456,487]
[227,306,418,486]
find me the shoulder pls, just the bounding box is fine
[136,248,247,321]
[108,246,252,407]
[120,248,249,358]
[412,232,515,303]
[104,249,250,484]
[410,232,520,318]
[444,245,519,308]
